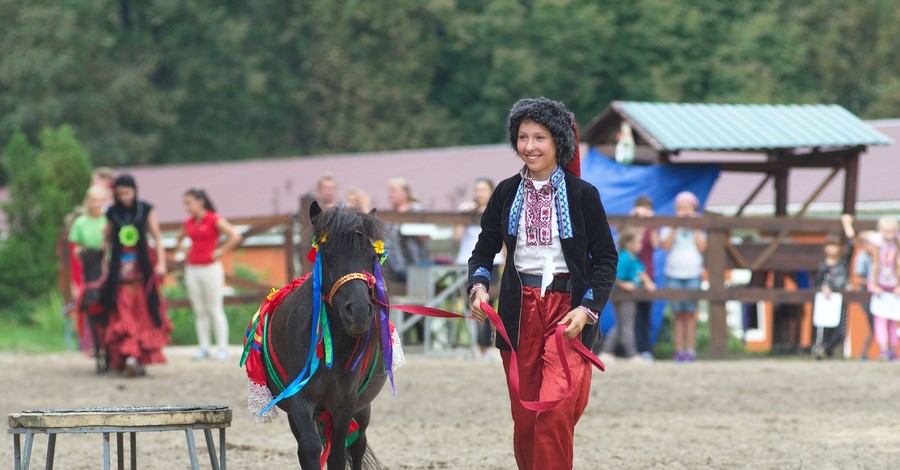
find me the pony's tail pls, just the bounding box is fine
[361,445,384,470]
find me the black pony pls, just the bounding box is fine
[267,203,389,469]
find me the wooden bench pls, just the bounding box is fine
[8,405,232,470]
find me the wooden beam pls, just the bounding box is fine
[735,174,771,217]
[748,167,841,271]
[606,215,876,233]
[610,288,871,304]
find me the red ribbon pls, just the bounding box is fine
[379,300,605,411]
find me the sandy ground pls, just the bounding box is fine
[2,346,900,469]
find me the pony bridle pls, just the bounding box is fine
[322,271,376,306]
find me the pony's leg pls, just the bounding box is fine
[347,405,373,470]
[325,405,356,470]
[286,400,322,469]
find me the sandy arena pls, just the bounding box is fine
[2,346,899,469]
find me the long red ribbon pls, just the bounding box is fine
[379,300,605,411]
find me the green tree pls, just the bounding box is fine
[0,127,92,321]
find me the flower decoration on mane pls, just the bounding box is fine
[311,232,328,250]
[372,239,388,265]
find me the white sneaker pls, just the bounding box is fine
[216,349,229,361]
[194,349,210,360]
[598,353,616,364]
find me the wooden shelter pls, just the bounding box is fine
[583,102,892,356]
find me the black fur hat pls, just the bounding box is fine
[506,97,577,170]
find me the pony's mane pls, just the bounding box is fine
[313,208,387,253]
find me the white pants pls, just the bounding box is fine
[185,262,229,351]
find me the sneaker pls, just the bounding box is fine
[673,351,686,362]
[686,350,697,362]
[629,355,649,364]
[598,353,616,364]
[194,349,210,360]
[639,351,655,362]
[216,348,229,361]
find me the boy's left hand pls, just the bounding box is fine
[559,308,588,339]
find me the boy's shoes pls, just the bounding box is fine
[639,351,655,362]
[598,353,616,364]
[194,349,210,360]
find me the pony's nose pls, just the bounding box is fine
[343,301,374,336]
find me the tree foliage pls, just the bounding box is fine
[0,0,898,166]
[0,127,91,320]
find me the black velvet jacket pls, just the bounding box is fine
[468,169,618,351]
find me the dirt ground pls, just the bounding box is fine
[2,346,900,469]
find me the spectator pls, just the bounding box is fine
[174,189,243,361]
[454,177,502,360]
[597,228,656,363]
[344,187,372,214]
[660,191,706,362]
[384,177,429,344]
[90,167,115,207]
[468,97,617,469]
[68,185,109,355]
[869,216,900,361]
[315,173,342,209]
[383,177,428,284]
[855,230,878,360]
[101,174,172,377]
[812,214,856,359]
[631,195,659,361]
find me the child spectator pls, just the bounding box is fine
[869,216,900,361]
[812,214,856,359]
[598,228,656,363]
[660,191,706,362]
[631,195,659,360]
[854,230,878,360]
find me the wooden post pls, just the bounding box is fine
[298,194,315,275]
[284,217,296,281]
[706,229,729,357]
[842,150,860,215]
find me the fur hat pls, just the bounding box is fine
[506,97,579,174]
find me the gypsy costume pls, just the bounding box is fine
[101,200,172,372]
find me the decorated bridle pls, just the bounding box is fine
[314,234,387,306]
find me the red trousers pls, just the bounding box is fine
[500,286,592,470]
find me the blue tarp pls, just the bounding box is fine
[581,149,720,348]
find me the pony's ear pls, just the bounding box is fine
[310,201,322,220]
[368,208,377,216]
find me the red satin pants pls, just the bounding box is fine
[500,286,592,470]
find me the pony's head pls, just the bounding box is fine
[309,201,386,337]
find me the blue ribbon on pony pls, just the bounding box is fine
[260,250,327,415]
[373,259,396,395]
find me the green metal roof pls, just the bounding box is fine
[608,101,893,152]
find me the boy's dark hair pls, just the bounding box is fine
[634,195,653,208]
[618,228,641,248]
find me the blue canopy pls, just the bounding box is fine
[581,148,720,351]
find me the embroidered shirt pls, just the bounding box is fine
[515,177,567,276]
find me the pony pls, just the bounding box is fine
[258,202,390,469]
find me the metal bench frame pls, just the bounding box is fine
[8,405,231,470]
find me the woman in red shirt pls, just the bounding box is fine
[175,189,242,360]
